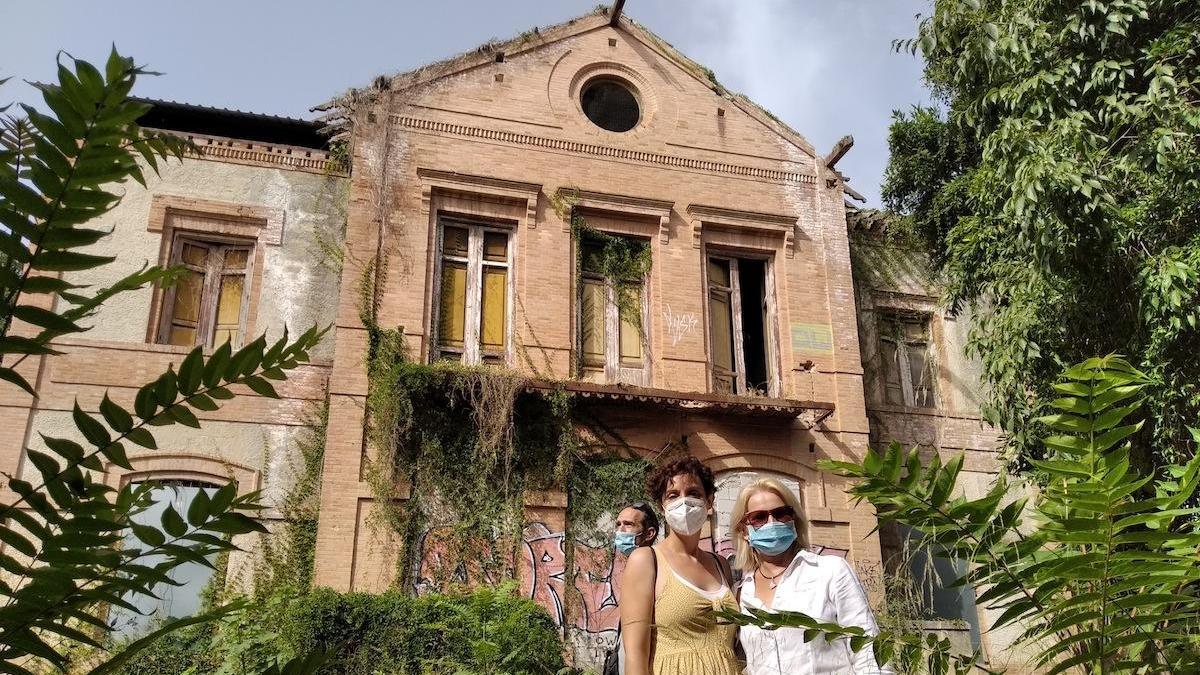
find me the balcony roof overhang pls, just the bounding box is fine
[525,380,835,428]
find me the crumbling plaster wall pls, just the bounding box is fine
[70,158,346,362]
[6,156,346,528]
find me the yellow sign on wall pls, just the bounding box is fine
[791,322,833,354]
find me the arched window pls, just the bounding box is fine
[109,480,221,638]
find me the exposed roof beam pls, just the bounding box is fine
[611,0,627,26]
[824,135,854,169]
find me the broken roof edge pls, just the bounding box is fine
[131,96,329,150]
[316,6,821,161]
[845,203,901,236]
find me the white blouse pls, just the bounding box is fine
[739,549,893,674]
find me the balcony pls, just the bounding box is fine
[524,380,835,428]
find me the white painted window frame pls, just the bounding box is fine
[576,236,650,386]
[430,218,514,366]
[878,313,938,409]
[705,252,781,397]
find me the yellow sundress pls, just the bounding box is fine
[651,550,741,675]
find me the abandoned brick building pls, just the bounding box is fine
[0,6,1018,670]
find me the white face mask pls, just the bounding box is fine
[664,496,708,536]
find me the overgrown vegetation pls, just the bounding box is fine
[0,51,325,674]
[251,402,328,597]
[882,0,1200,469]
[342,185,656,602]
[358,330,655,591]
[118,585,567,675]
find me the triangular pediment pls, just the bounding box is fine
[326,10,821,175]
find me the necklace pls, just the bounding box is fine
[758,566,786,589]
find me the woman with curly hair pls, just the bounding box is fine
[620,455,740,675]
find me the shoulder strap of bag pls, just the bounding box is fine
[650,546,658,606]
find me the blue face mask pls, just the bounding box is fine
[748,521,797,556]
[613,531,638,556]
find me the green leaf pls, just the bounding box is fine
[131,522,165,547]
[34,249,116,272]
[126,427,157,449]
[133,383,158,420]
[177,346,203,394]
[226,336,266,382]
[0,525,37,557]
[88,603,245,675]
[209,482,237,514]
[203,341,231,388]
[40,434,85,462]
[187,393,218,411]
[0,336,62,356]
[186,489,211,526]
[161,504,187,538]
[171,405,201,429]
[72,401,111,447]
[154,369,178,406]
[243,375,278,398]
[10,304,78,334]
[99,393,133,433]
[101,441,132,470]
[0,366,37,396]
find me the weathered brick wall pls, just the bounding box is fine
[311,19,887,652]
[0,149,347,576]
[847,229,1038,670]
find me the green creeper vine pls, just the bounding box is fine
[249,400,329,598]
[550,188,653,377]
[355,257,651,602]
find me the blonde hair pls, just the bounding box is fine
[729,477,809,573]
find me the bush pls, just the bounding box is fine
[116,585,568,675]
[279,585,566,675]
[112,624,220,675]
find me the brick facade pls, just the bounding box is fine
[312,14,890,597]
[0,8,1019,670]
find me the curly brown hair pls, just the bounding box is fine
[645,455,716,504]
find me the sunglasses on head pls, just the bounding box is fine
[742,505,796,528]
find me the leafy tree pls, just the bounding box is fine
[0,50,326,673]
[728,356,1200,673]
[882,0,1200,466]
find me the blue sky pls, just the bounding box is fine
[3,1,932,205]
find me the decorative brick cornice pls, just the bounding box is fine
[394,115,818,186]
[148,194,285,245]
[149,129,346,176]
[558,188,674,242]
[686,203,799,257]
[416,168,541,228]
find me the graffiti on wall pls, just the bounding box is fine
[413,523,848,635]
[662,304,699,347]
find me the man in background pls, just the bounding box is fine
[608,501,659,675]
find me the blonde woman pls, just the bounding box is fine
[732,477,892,674]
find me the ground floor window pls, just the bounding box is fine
[109,481,220,638]
[890,522,983,653]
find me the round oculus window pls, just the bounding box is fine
[580,79,640,132]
